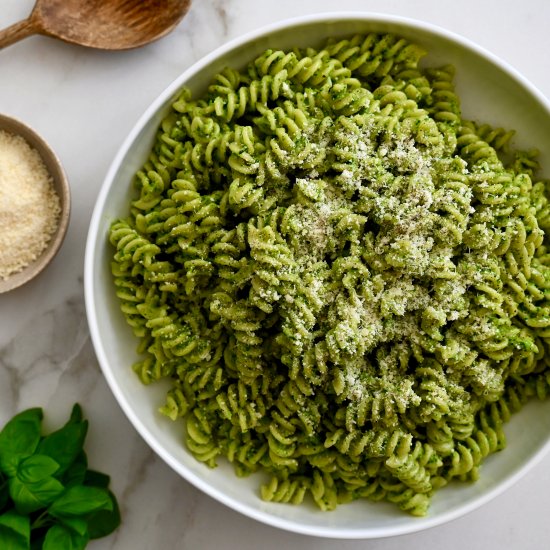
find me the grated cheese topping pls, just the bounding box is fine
[0,130,61,280]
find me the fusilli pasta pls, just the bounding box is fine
[109,32,550,516]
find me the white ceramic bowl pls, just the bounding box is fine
[85,13,550,539]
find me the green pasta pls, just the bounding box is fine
[109,33,550,516]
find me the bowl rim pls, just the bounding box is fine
[0,113,71,294]
[84,11,550,539]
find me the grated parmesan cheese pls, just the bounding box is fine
[0,130,61,280]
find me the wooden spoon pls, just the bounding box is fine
[0,0,191,51]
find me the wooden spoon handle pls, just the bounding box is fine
[0,18,39,50]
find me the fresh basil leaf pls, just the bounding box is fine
[0,405,120,546]
[43,524,88,550]
[61,451,87,488]
[84,469,110,489]
[9,477,65,515]
[49,486,112,519]
[36,414,88,476]
[0,477,9,513]
[17,456,59,484]
[68,404,83,424]
[87,490,121,540]
[0,510,30,542]
[58,517,88,537]
[0,525,29,550]
[0,409,43,477]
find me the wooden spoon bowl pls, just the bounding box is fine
[0,0,191,51]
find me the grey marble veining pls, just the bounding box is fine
[2,1,550,548]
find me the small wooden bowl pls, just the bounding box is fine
[0,114,70,294]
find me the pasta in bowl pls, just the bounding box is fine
[85,13,550,538]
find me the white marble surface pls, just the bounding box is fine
[1,1,550,548]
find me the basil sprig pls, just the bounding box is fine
[0,404,120,549]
